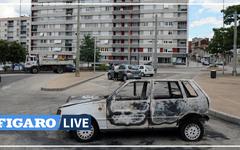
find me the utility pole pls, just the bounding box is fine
[222,0,225,75]
[153,14,158,73]
[94,37,97,73]
[75,0,80,77]
[232,11,238,76]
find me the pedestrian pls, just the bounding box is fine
[113,65,119,80]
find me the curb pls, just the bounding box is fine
[209,109,240,126]
[41,73,104,91]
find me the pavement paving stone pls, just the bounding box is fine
[42,72,104,90]
[195,73,240,118]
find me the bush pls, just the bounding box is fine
[98,64,108,71]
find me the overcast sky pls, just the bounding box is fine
[0,0,240,40]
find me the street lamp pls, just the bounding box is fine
[153,14,158,74]
[222,0,225,75]
[94,37,97,73]
[232,11,238,76]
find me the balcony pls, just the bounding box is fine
[65,43,72,47]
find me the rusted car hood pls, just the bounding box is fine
[60,95,106,108]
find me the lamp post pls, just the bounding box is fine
[75,0,80,77]
[232,11,238,76]
[153,14,158,74]
[94,37,97,73]
[222,0,225,75]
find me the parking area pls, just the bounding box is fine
[0,69,240,147]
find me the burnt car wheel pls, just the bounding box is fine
[72,119,99,142]
[108,73,112,80]
[179,119,204,141]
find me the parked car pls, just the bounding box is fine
[107,64,141,81]
[57,79,210,142]
[117,64,141,81]
[107,65,119,80]
[64,64,76,72]
[138,65,154,77]
[0,64,3,71]
[215,61,224,66]
[13,63,24,71]
[202,60,209,66]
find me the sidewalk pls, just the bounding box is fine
[41,72,104,91]
[195,72,240,117]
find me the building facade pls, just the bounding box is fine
[0,16,30,51]
[31,0,188,65]
[190,37,209,61]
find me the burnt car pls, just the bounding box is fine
[57,79,210,142]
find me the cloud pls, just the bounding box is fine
[190,17,223,28]
[0,0,30,18]
[189,0,240,13]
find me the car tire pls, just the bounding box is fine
[150,74,154,77]
[31,67,38,74]
[107,73,112,80]
[123,75,128,81]
[179,119,204,141]
[72,118,99,142]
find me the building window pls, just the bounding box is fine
[158,57,171,63]
[148,48,152,52]
[143,56,150,61]
[165,22,173,27]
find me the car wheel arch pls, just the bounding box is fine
[177,113,209,126]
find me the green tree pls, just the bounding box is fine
[7,41,26,65]
[0,40,9,64]
[207,5,240,55]
[207,27,240,54]
[80,34,100,67]
[223,5,240,25]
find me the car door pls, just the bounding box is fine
[106,81,151,129]
[150,81,186,125]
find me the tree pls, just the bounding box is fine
[7,41,26,65]
[223,5,240,25]
[0,40,9,64]
[80,34,100,67]
[207,27,240,54]
[207,5,240,55]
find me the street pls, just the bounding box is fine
[0,67,240,147]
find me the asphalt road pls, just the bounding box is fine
[0,70,240,148]
[0,74,32,87]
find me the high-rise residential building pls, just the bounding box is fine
[0,16,30,51]
[31,0,188,65]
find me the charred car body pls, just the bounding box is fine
[57,79,210,142]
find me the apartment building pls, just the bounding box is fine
[31,0,188,65]
[190,37,209,60]
[0,16,30,51]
